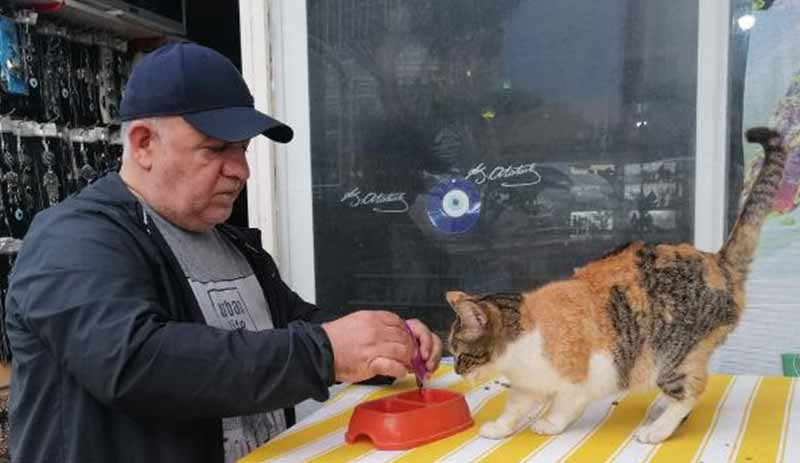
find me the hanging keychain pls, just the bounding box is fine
[41,135,59,207]
[73,37,93,124]
[22,19,37,91]
[83,41,98,124]
[0,121,24,222]
[0,121,10,232]
[63,128,80,194]
[41,32,62,123]
[15,9,40,120]
[94,128,111,173]
[78,131,96,184]
[97,39,114,124]
[0,153,8,237]
[16,130,34,218]
[53,31,74,125]
[0,121,21,221]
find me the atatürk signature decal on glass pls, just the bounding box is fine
[465,161,542,188]
[340,187,410,213]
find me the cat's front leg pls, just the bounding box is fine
[480,387,538,439]
[531,392,587,435]
[635,396,695,444]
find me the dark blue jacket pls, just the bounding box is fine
[5,172,337,462]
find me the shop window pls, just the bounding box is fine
[306,0,698,334]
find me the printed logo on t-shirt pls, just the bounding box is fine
[207,287,257,331]
[190,275,274,333]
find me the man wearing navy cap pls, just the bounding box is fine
[5,42,442,463]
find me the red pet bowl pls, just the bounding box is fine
[345,388,473,450]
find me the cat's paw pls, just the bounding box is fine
[480,421,515,439]
[531,417,568,435]
[635,422,674,444]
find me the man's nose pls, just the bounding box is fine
[223,150,250,181]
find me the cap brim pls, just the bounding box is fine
[182,107,294,143]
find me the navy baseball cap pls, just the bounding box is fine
[119,42,293,143]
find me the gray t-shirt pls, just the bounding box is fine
[144,205,286,463]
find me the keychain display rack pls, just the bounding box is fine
[0,4,134,365]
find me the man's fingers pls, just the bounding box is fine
[369,357,409,378]
[405,319,433,359]
[426,334,443,374]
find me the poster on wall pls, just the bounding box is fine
[712,0,800,376]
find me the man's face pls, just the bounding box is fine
[148,117,251,232]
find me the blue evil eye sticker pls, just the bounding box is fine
[426,178,481,234]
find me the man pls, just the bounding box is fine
[5,42,443,463]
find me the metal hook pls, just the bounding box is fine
[0,110,16,136]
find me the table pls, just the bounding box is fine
[240,360,799,462]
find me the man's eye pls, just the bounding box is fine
[208,145,226,153]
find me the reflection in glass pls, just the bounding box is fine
[306,0,697,334]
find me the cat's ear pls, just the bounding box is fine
[446,291,469,307]
[453,300,487,340]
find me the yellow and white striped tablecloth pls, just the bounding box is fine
[240,362,799,463]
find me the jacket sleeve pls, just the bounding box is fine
[9,210,335,419]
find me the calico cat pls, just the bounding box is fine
[446,127,787,444]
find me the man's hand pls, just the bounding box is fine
[405,318,443,378]
[322,311,415,383]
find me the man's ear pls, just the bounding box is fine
[127,122,158,170]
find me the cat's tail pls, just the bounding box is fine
[718,127,788,283]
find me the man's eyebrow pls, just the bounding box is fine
[201,139,250,149]
[198,134,224,145]
[197,135,229,148]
